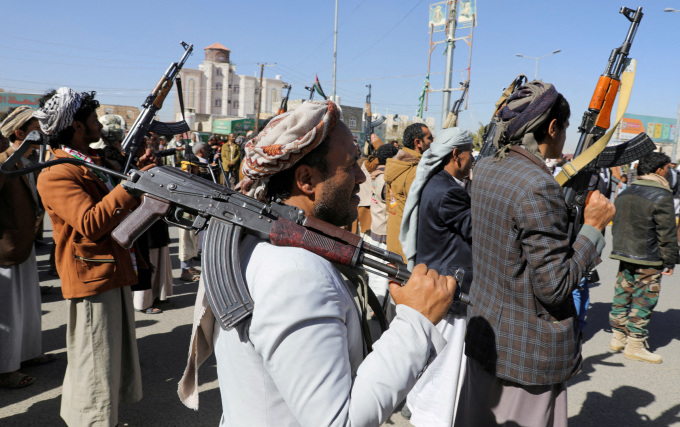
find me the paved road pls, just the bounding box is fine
[1,219,679,426]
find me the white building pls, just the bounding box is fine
[174,43,286,122]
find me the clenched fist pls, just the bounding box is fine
[389,264,456,325]
[584,190,616,231]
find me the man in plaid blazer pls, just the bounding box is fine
[454,82,616,427]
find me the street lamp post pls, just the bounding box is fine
[516,49,562,80]
[665,8,680,160]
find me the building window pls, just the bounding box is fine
[216,68,223,76]
[215,99,222,107]
[228,84,232,89]
[271,89,277,103]
[255,88,259,95]
[227,100,231,104]
[234,85,239,94]
[216,83,222,91]
[348,116,357,128]
[188,79,195,109]
[234,101,239,109]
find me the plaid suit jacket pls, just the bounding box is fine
[465,148,604,385]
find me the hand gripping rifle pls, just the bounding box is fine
[112,167,470,330]
[121,42,194,173]
[1,137,470,331]
[556,6,656,241]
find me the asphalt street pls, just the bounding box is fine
[1,219,679,426]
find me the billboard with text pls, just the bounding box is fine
[618,113,676,144]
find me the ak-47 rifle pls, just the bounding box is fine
[277,85,292,116]
[121,42,194,173]
[362,84,386,156]
[476,75,527,159]
[557,6,655,241]
[443,80,470,129]
[2,135,471,332]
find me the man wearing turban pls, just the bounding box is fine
[0,106,54,389]
[455,82,615,426]
[179,100,457,426]
[400,127,474,426]
[35,88,143,426]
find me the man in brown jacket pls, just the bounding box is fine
[0,106,51,389]
[384,123,433,261]
[35,87,143,426]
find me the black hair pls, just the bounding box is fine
[402,123,429,150]
[638,152,670,176]
[533,94,570,143]
[42,90,100,149]
[375,144,398,165]
[265,135,332,202]
[0,107,38,142]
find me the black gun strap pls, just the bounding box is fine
[176,77,188,123]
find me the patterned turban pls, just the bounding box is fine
[492,80,560,161]
[33,87,84,135]
[0,106,35,138]
[240,100,341,201]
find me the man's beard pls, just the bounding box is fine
[313,180,358,227]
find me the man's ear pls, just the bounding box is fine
[72,120,84,134]
[547,118,559,139]
[293,164,322,197]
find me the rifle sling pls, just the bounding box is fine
[555,59,637,187]
[176,77,188,125]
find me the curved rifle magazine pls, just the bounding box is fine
[203,218,254,330]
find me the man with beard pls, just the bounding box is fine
[35,88,143,426]
[179,100,457,426]
[385,123,434,261]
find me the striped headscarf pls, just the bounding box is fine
[33,87,84,135]
[240,100,341,201]
[0,106,35,138]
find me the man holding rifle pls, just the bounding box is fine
[35,88,144,426]
[179,100,457,426]
[454,82,615,426]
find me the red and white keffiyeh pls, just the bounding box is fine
[240,100,341,201]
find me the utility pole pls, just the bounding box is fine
[441,0,458,127]
[332,0,339,101]
[254,63,275,136]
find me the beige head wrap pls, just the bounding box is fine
[0,106,35,138]
[240,100,341,201]
[33,87,84,135]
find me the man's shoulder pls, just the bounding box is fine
[475,152,552,189]
[243,237,339,281]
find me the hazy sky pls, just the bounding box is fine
[0,0,676,152]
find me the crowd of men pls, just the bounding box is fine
[0,81,678,427]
